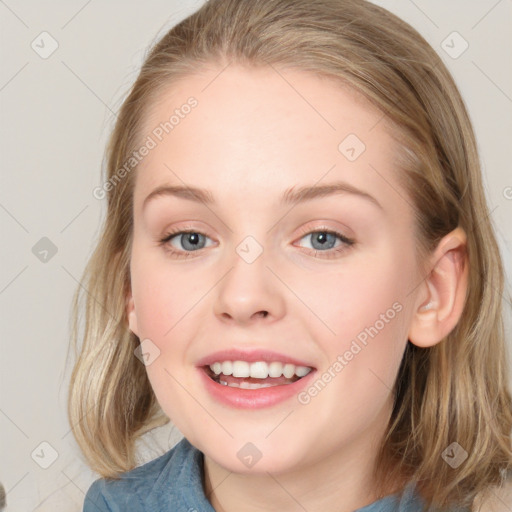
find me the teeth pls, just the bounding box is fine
[295,366,310,377]
[250,361,268,378]
[208,360,312,379]
[232,361,250,378]
[239,381,274,389]
[283,363,295,379]
[268,361,283,378]
[219,379,274,389]
[221,361,233,375]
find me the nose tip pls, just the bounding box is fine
[213,250,285,324]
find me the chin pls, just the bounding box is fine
[199,435,308,475]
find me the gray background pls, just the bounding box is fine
[1,1,511,510]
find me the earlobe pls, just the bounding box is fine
[126,292,139,336]
[408,227,468,348]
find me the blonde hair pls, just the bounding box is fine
[68,0,512,509]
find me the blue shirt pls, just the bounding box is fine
[82,438,433,511]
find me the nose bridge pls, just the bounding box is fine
[213,230,285,323]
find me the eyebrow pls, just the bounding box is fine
[142,181,382,210]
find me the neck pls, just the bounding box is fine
[203,400,402,512]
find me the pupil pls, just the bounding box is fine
[312,232,335,250]
[182,232,204,251]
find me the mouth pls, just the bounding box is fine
[202,360,314,390]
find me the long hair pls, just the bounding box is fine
[68,1,512,509]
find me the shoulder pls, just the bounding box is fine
[83,437,200,512]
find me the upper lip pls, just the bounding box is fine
[196,349,315,368]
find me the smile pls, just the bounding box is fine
[205,360,312,389]
[199,357,317,408]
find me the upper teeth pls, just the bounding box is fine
[209,361,312,379]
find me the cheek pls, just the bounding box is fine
[293,248,414,392]
[130,254,202,424]
[297,250,413,341]
[129,251,208,399]
[130,252,204,341]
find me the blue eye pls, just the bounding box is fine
[296,229,354,258]
[300,231,338,250]
[160,230,214,257]
[159,228,355,260]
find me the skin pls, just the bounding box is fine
[126,64,468,512]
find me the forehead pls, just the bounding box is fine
[134,64,404,213]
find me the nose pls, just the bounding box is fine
[213,243,286,325]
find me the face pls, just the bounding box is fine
[127,64,424,475]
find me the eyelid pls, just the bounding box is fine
[160,222,214,239]
[159,224,216,246]
[294,223,354,242]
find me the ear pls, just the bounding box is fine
[408,227,468,348]
[126,290,139,337]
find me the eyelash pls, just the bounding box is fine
[158,226,355,260]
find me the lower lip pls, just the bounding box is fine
[198,367,317,409]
